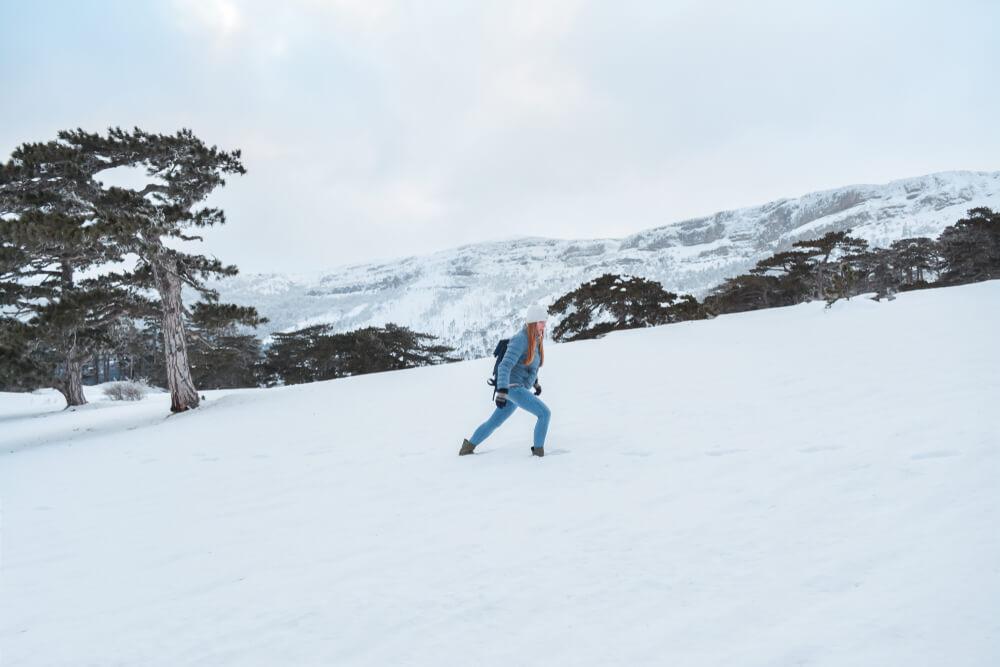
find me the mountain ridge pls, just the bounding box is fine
[215,170,1000,356]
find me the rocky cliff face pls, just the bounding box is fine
[215,171,1000,357]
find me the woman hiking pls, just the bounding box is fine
[460,305,551,457]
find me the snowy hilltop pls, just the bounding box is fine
[2,281,997,665]
[215,171,1000,356]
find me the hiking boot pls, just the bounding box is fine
[459,439,476,456]
[531,446,544,457]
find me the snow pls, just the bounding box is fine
[1,281,998,666]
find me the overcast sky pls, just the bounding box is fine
[2,1,998,273]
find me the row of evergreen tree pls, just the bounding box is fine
[4,315,457,392]
[548,207,1000,341]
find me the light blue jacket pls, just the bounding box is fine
[497,326,542,390]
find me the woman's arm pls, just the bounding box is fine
[496,334,526,390]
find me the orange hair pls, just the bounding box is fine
[524,322,545,367]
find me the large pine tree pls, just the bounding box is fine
[68,128,247,411]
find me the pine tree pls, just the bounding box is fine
[792,230,869,303]
[0,317,51,392]
[849,247,898,300]
[548,274,700,341]
[262,323,456,386]
[187,302,266,389]
[703,273,780,315]
[107,317,168,386]
[748,250,814,304]
[664,294,705,323]
[890,237,942,286]
[61,127,247,411]
[341,324,458,376]
[938,207,1000,284]
[0,139,140,405]
[262,324,334,386]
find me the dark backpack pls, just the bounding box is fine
[486,338,509,398]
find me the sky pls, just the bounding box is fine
[2,0,999,274]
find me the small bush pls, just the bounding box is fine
[103,381,148,401]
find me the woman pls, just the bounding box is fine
[460,305,551,457]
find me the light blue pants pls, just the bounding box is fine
[470,386,551,448]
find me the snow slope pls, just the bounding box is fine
[215,171,1000,357]
[2,282,998,666]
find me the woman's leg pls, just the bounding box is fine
[507,387,551,448]
[469,401,518,445]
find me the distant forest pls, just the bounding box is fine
[548,208,1000,342]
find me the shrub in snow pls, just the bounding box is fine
[102,381,149,401]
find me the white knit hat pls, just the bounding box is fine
[525,304,548,324]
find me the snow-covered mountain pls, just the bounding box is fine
[4,282,998,665]
[216,170,1000,356]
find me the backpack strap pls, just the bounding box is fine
[487,338,509,401]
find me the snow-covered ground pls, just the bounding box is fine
[2,282,998,666]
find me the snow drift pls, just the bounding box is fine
[1,281,998,666]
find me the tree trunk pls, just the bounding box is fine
[57,355,87,407]
[55,261,88,407]
[151,250,200,412]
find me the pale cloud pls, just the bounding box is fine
[173,0,243,39]
[305,0,396,32]
[471,2,593,126]
[507,0,582,40]
[267,34,289,58]
[366,180,447,225]
[469,60,591,131]
[172,0,397,51]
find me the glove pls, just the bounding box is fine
[495,389,509,409]
[533,381,542,396]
